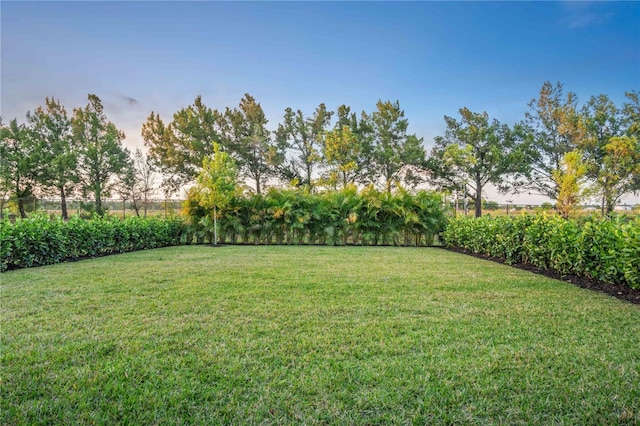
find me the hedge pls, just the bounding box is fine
[183,186,448,247]
[0,215,185,272]
[442,214,640,289]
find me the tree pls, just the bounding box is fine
[428,108,527,217]
[623,90,640,138]
[224,94,279,194]
[622,91,640,194]
[321,104,373,189]
[72,94,130,216]
[553,150,589,219]
[113,149,157,218]
[115,158,140,217]
[275,104,333,189]
[522,81,587,200]
[27,97,78,219]
[190,143,238,245]
[369,100,426,192]
[0,119,42,218]
[142,96,225,192]
[581,94,624,215]
[322,125,361,189]
[141,111,180,197]
[594,136,640,214]
[580,92,640,214]
[132,149,157,217]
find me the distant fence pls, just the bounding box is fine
[448,202,638,217]
[1,196,637,220]
[0,197,184,220]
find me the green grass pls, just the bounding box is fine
[2,246,639,425]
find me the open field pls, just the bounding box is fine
[2,246,639,424]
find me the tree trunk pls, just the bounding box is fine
[95,190,103,216]
[132,199,140,217]
[306,164,313,189]
[60,186,68,220]
[474,178,482,218]
[606,196,615,216]
[474,191,482,218]
[255,174,261,195]
[213,205,218,246]
[17,197,27,218]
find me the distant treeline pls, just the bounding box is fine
[2,82,638,220]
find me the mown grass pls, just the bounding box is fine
[2,246,639,425]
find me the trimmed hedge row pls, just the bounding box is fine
[0,215,185,272]
[442,214,640,289]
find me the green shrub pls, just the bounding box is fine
[0,214,185,271]
[184,186,448,247]
[442,213,640,289]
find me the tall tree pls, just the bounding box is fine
[623,90,640,138]
[322,125,361,189]
[27,97,78,219]
[72,94,130,216]
[114,149,157,218]
[224,94,279,194]
[327,104,374,187]
[622,90,640,194]
[581,94,624,214]
[428,108,528,217]
[132,149,157,217]
[190,143,238,245]
[115,158,140,217]
[522,81,587,199]
[0,119,42,218]
[142,96,225,192]
[275,104,333,189]
[580,92,640,214]
[369,100,426,192]
[594,136,640,214]
[553,150,589,219]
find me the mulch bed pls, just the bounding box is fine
[443,247,640,305]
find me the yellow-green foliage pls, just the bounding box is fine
[552,150,588,219]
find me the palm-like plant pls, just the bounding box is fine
[184,184,447,247]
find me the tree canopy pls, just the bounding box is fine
[3,82,638,219]
[369,100,426,192]
[428,108,528,217]
[521,81,587,200]
[72,94,130,216]
[27,97,77,219]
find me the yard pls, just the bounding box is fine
[2,246,639,424]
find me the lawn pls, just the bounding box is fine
[2,246,639,424]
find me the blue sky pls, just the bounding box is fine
[2,1,639,202]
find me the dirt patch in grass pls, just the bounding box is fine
[444,247,640,305]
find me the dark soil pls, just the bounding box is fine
[443,247,640,305]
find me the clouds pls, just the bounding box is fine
[121,95,139,106]
[3,1,638,154]
[567,11,614,29]
[562,1,616,29]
